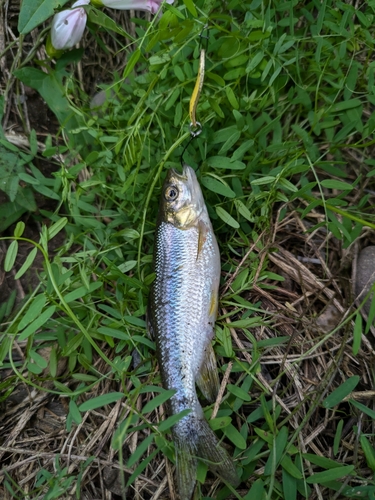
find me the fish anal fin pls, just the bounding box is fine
[196,343,220,403]
[197,219,208,260]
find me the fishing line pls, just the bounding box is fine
[180,25,209,169]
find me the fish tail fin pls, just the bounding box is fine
[196,418,239,487]
[174,416,239,499]
[175,437,198,500]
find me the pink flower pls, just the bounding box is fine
[50,0,89,51]
[93,0,174,14]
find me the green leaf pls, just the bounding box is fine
[281,455,303,479]
[97,327,129,341]
[127,434,154,467]
[323,376,360,408]
[206,72,225,86]
[72,374,98,383]
[235,199,254,222]
[126,449,158,487]
[123,49,141,80]
[278,178,298,192]
[15,247,38,280]
[27,361,43,375]
[87,7,135,39]
[29,349,48,370]
[18,0,70,34]
[330,99,361,112]
[216,325,234,357]
[49,347,57,378]
[224,67,246,80]
[123,315,146,327]
[226,87,239,110]
[79,392,123,412]
[142,389,176,414]
[159,409,192,432]
[29,349,48,369]
[245,479,266,499]
[14,68,92,152]
[224,423,247,449]
[165,88,180,110]
[182,0,197,17]
[246,51,264,74]
[254,427,274,445]
[14,221,25,238]
[0,202,28,233]
[62,333,83,357]
[18,172,39,186]
[264,426,289,475]
[4,240,18,272]
[349,399,375,420]
[33,183,60,201]
[360,435,375,472]
[206,156,245,170]
[282,468,297,500]
[302,454,343,469]
[200,177,236,198]
[218,130,241,154]
[231,139,254,161]
[69,400,83,425]
[226,384,251,402]
[118,261,137,274]
[15,187,37,212]
[29,129,38,156]
[306,465,354,483]
[48,217,68,240]
[227,318,260,328]
[216,206,240,228]
[333,419,343,456]
[320,179,353,191]
[251,176,276,186]
[64,282,102,303]
[17,293,47,332]
[18,305,56,341]
[209,416,232,431]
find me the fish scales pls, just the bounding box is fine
[148,165,239,500]
[153,221,218,417]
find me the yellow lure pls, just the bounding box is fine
[189,49,205,127]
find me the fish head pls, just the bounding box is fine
[160,165,205,228]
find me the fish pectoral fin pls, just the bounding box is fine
[196,343,220,403]
[196,219,208,260]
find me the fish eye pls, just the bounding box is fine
[164,185,179,202]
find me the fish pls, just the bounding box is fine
[148,165,239,499]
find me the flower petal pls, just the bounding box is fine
[51,5,87,50]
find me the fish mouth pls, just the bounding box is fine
[168,165,189,181]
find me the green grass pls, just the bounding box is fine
[1,0,375,498]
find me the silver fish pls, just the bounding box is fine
[148,165,238,499]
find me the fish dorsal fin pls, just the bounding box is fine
[196,343,220,403]
[197,219,208,260]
